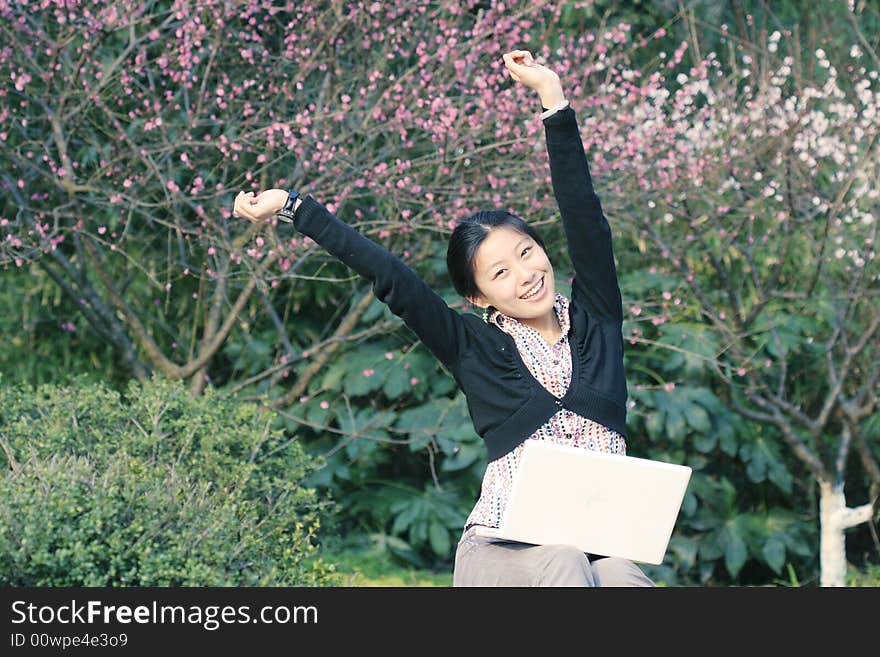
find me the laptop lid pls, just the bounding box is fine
[476,440,692,565]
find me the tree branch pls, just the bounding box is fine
[83,234,277,380]
[840,502,875,530]
[736,391,829,479]
[189,254,230,396]
[842,411,880,493]
[272,289,376,408]
[834,417,852,485]
[3,174,150,379]
[229,318,396,397]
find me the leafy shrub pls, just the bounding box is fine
[0,376,335,586]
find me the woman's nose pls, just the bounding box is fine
[518,269,539,289]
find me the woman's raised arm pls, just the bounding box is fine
[233,189,472,371]
[503,51,623,322]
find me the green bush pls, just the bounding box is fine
[0,376,335,586]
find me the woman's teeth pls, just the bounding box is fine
[521,277,544,299]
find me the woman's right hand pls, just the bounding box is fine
[232,189,288,223]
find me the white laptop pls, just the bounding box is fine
[474,440,692,565]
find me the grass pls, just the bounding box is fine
[318,557,880,587]
[847,562,880,587]
[313,540,880,587]
[320,550,453,587]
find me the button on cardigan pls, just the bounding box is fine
[283,106,627,462]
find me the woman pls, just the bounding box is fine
[233,50,653,587]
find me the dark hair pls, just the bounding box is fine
[446,210,547,301]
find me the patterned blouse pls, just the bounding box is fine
[464,291,627,530]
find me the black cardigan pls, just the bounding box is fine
[284,106,627,462]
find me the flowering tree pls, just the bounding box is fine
[1,0,674,567]
[2,1,877,583]
[590,14,879,585]
[0,0,621,392]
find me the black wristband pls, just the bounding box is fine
[277,190,300,223]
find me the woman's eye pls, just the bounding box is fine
[522,247,532,256]
[494,269,506,278]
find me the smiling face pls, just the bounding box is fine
[467,225,557,328]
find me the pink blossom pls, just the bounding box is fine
[12,72,31,92]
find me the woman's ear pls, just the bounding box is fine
[467,294,488,309]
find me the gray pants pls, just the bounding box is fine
[453,526,655,587]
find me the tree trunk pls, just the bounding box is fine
[818,479,875,587]
[819,480,848,587]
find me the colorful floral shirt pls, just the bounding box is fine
[464,291,627,530]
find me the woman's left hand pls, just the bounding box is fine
[502,50,565,108]
[232,189,288,224]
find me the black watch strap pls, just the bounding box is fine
[277,190,301,223]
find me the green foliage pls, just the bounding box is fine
[297,354,481,568]
[623,277,817,585]
[387,484,468,560]
[0,376,335,586]
[0,266,123,388]
[277,280,486,570]
[685,476,812,578]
